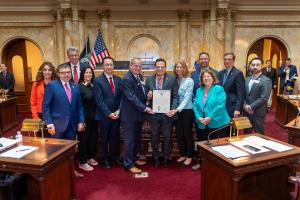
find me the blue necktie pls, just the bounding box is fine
[223,71,229,85]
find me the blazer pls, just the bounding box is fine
[0,71,15,96]
[94,74,122,120]
[278,64,297,88]
[245,74,272,118]
[193,84,230,129]
[120,71,148,123]
[217,66,245,117]
[30,80,45,119]
[42,80,85,134]
[79,82,96,121]
[177,77,194,112]
[262,67,277,87]
[145,73,179,121]
[191,66,218,96]
[63,61,90,83]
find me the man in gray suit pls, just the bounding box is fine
[244,57,272,134]
[146,58,179,167]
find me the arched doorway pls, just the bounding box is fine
[246,37,288,69]
[1,38,43,112]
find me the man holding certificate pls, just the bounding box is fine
[146,58,179,167]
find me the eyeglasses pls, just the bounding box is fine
[155,66,166,69]
[59,71,71,75]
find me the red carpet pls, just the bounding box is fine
[2,110,286,200]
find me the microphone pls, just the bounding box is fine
[205,124,230,146]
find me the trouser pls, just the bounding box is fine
[267,89,273,107]
[122,121,143,169]
[77,119,98,164]
[175,109,194,158]
[99,118,120,162]
[149,115,173,160]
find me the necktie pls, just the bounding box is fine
[73,66,78,83]
[64,83,72,103]
[137,76,145,95]
[223,71,229,85]
[156,77,163,89]
[109,76,115,94]
[3,72,6,78]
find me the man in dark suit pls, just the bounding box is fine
[42,64,85,177]
[262,60,277,108]
[191,52,218,96]
[278,57,298,94]
[217,52,245,118]
[63,47,89,84]
[94,57,122,169]
[120,57,154,174]
[146,58,179,167]
[244,57,272,134]
[0,64,15,96]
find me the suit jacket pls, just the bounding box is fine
[193,84,230,129]
[278,64,297,88]
[217,66,245,117]
[262,67,277,87]
[191,66,218,96]
[30,80,45,119]
[145,73,179,121]
[0,71,15,96]
[42,80,85,134]
[245,74,272,118]
[120,71,148,122]
[63,61,90,83]
[94,74,122,120]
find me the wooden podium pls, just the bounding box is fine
[197,134,300,200]
[0,137,78,200]
[275,95,298,127]
[0,97,17,134]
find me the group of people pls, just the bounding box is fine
[26,47,274,176]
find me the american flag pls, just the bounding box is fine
[89,31,110,69]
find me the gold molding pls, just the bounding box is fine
[78,10,85,20]
[98,9,111,20]
[203,10,211,20]
[60,8,73,20]
[216,8,229,19]
[178,9,190,19]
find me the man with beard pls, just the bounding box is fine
[244,57,272,134]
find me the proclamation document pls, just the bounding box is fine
[153,90,170,113]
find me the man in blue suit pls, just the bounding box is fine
[42,63,85,178]
[217,52,245,119]
[278,58,298,94]
[43,63,85,139]
[94,57,122,168]
[120,57,154,174]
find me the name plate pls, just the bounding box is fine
[152,90,170,113]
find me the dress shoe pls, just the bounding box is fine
[162,159,171,167]
[102,161,111,169]
[128,167,142,174]
[135,160,146,166]
[152,159,160,167]
[176,157,186,163]
[74,170,84,178]
[192,163,201,171]
[79,163,94,171]
[87,159,98,166]
[181,158,192,167]
[112,158,123,166]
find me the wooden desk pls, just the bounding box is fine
[0,137,78,200]
[197,134,300,200]
[275,95,298,127]
[0,97,17,134]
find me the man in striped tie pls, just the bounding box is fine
[42,63,85,178]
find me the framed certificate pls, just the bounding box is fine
[152,90,171,113]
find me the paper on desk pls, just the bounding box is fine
[0,145,38,159]
[212,145,249,159]
[243,136,292,152]
[231,140,270,154]
[0,137,18,151]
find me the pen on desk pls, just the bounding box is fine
[16,148,30,152]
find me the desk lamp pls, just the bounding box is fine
[21,119,45,141]
[228,117,252,141]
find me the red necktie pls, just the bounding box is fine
[109,77,115,94]
[73,66,78,83]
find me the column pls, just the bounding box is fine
[202,10,211,53]
[61,8,73,60]
[78,10,85,51]
[216,8,229,67]
[98,9,110,46]
[53,10,65,64]
[178,10,189,61]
